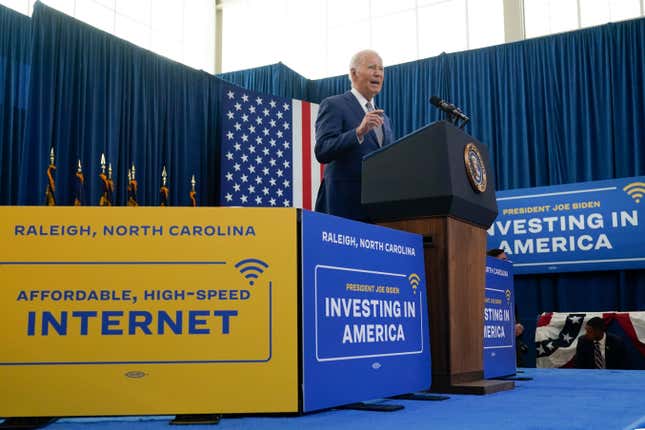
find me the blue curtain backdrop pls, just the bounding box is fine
[305,23,644,187]
[217,62,309,101]
[0,5,31,205]
[19,2,221,207]
[1,1,644,366]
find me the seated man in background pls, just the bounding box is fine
[574,317,628,369]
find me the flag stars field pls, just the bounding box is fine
[220,83,321,208]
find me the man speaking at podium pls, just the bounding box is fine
[314,49,394,221]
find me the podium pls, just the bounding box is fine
[362,121,514,394]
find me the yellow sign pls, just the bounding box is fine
[0,207,298,416]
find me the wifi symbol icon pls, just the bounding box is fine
[235,258,269,286]
[408,273,421,294]
[623,182,645,203]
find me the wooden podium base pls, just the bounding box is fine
[379,216,514,396]
[431,379,515,395]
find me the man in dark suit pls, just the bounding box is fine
[574,316,628,369]
[314,49,394,221]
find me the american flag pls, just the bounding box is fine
[219,83,321,209]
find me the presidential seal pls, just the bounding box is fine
[464,143,487,193]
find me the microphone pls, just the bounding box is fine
[429,96,470,123]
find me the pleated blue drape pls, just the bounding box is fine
[19,2,221,206]
[0,5,31,205]
[306,21,645,189]
[217,62,309,101]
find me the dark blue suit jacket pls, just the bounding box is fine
[314,91,394,221]
[574,333,628,369]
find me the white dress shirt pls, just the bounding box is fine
[350,87,379,145]
[597,332,606,363]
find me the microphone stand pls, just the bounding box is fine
[446,111,469,130]
[430,96,470,129]
[457,115,470,130]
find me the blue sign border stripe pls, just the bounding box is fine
[0,261,226,265]
[483,284,514,350]
[514,257,645,267]
[314,264,425,362]
[1,276,273,366]
[497,186,617,201]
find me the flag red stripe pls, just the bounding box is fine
[537,312,553,327]
[301,102,312,210]
[612,313,645,357]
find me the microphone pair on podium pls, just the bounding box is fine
[429,96,470,128]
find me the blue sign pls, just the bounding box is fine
[301,210,430,412]
[488,176,645,274]
[483,257,516,379]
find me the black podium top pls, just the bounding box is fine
[361,121,498,228]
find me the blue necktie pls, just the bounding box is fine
[365,101,384,147]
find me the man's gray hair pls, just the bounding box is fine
[348,49,381,82]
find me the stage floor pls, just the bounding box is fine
[3,368,645,430]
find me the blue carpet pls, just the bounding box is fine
[3,369,645,430]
